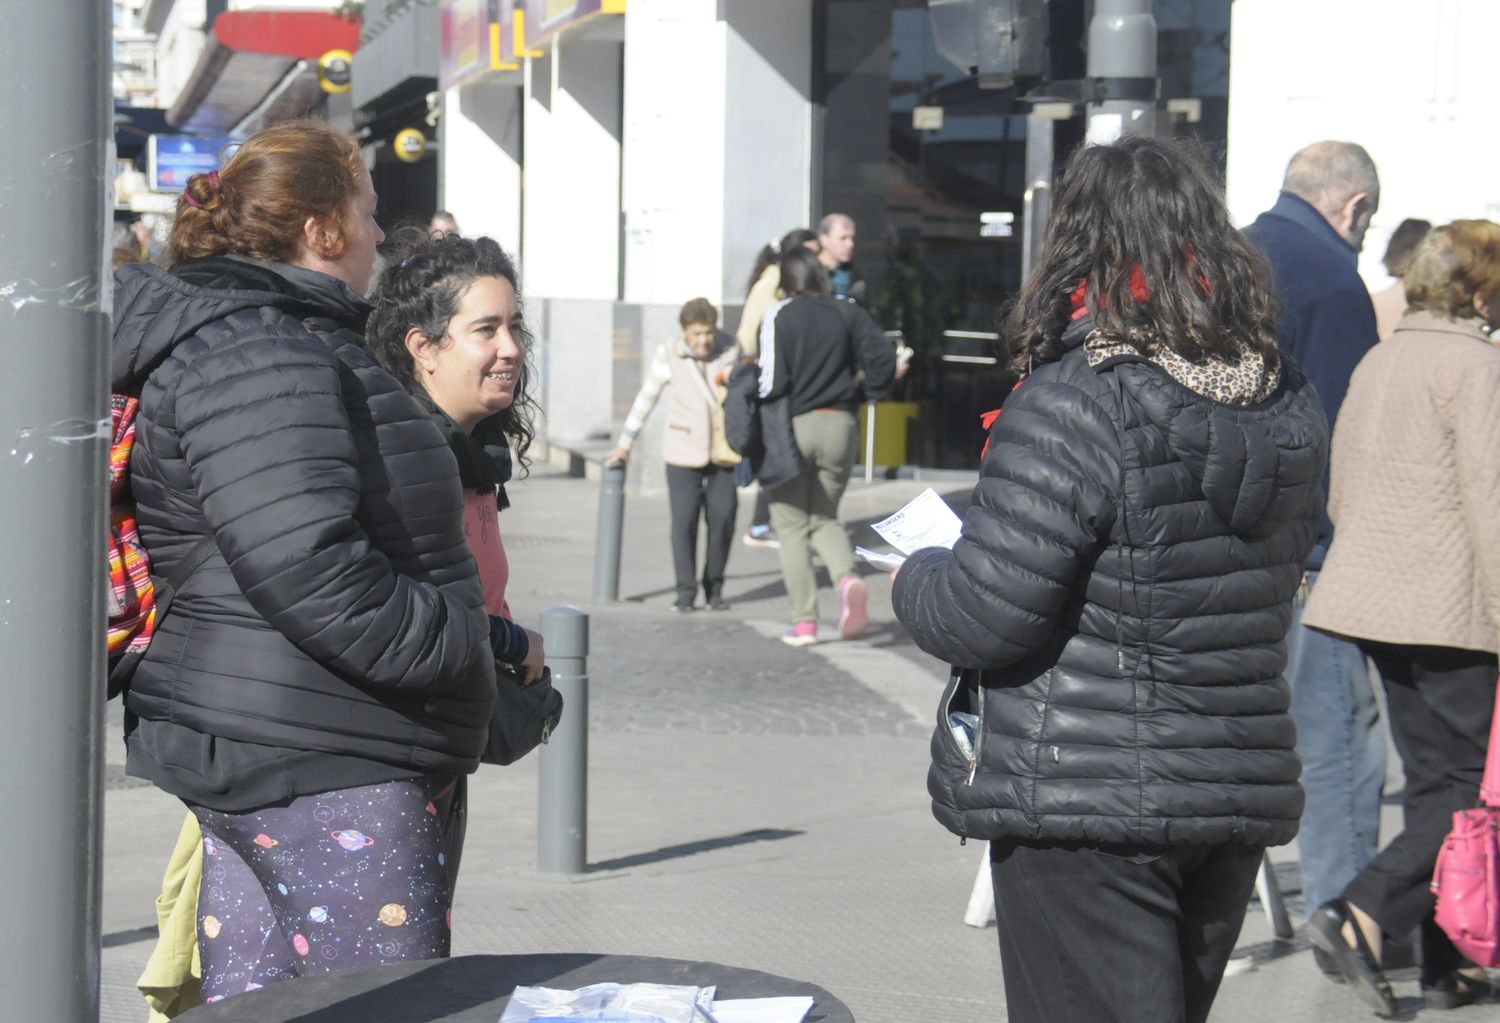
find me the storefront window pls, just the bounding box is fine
[817,0,1047,469]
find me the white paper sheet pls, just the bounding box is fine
[707,996,815,1023]
[854,546,906,570]
[870,487,962,555]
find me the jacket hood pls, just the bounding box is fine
[112,256,370,394]
[1066,318,1328,537]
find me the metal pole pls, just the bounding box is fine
[538,606,589,874]
[863,401,877,484]
[592,461,626,601]
[1021,113,1054,280]
[0,0,110,1016]
[1085,0,1157,144]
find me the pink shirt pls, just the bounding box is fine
[462,490,510,618]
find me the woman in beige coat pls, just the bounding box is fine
[1303,219,1500,1014]
[608,298,742,611]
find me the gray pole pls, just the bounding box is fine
[1021,113,1054,279]
[592,461,626,602]
[1085,0,1157,143]
[538,605,588,874]
[0,0,111,1016]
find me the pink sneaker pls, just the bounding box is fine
[782,621,818,647]
[838,576,868,640]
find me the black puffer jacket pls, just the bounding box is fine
[893,319,1328,847]
[111,257,495,799]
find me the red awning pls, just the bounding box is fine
[167,11,361,134]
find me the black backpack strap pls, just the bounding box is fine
[153,535,219,618]
[107,535,218,698]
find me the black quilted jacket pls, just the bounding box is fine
[893,318,1328,847]
[111,257,495,796]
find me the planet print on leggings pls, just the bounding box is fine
[308,906,329,923]
[330,829,375,851]
[292,934,310,956]
[202,916,221,939]
[378,903,408,927]
[253,833,279,849]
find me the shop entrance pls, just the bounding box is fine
[816,0,1084,470]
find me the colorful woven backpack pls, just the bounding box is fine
[106,394,216,696]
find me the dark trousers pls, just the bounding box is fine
[751,487,771,529]
[991,840,1263,1023]
[665,463,738,604]
[1343,642,1497,980]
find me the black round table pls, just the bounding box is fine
[175,952,855,1022]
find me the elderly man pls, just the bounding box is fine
[1245,141,1387,963]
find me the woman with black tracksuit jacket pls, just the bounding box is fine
[757,247,895,646]
[892,137,1330,1023]
[111,122,499,1003]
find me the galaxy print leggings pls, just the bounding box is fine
[188,775,465,1004]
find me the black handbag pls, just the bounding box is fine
[481,664,565,766]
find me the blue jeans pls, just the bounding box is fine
[1285,570,1386,914]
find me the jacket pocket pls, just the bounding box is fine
[932,667,982,788]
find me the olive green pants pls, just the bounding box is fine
[769,410,858,622]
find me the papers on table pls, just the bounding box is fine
[856,487,963,568]
[500,983,814,1023]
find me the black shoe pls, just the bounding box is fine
[1422,971,1495,1010]
[671,602,696,613]
[1312,945,1346,983]
[1307,899,1397,1017]
[707,596,730,611]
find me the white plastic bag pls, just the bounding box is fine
[499,982,711,1023]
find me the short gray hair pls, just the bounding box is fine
[1282,141,1379,214]
[818,212,854,236]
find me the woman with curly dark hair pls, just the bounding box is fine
[892,135,1330,1023]
[367,230,544,683]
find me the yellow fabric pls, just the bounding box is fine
[138,812,203,1020]
[736,266,782,359]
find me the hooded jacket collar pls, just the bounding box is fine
[112,256,370,394]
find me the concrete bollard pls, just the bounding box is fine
[593,461,627,602]
[538,606,589,874]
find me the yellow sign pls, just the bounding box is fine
[393,128,427,163]
[317,49,354,94]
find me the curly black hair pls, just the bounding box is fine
[367,227,538,471]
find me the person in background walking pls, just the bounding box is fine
[892,135,1328,1023]
[429,210,460,238]
[1302,220,1500,1015]
[111,121,495,1004]
[608,299,742,611]
[1244,141,1388,942]
[738,228,821,550]
[1371,218,1432,340]
[759,247,895,646]
[816,213,864,303]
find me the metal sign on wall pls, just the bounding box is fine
[523,0,623,48]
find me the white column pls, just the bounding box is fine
[620,3,728,306]
[720,0,814,304]
[620,1,813,309]
[522,34,623,300]
[440,81,523,256]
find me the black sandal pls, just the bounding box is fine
[1307,899,1398,1017]
[1422,970,1494,1010]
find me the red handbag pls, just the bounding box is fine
[1431,675,1500,967]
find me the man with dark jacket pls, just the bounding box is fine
[1244,141,1387,935]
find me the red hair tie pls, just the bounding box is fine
[183,170,220,210]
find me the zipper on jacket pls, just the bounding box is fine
[965,684,985,785]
